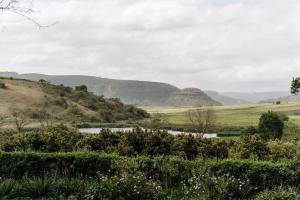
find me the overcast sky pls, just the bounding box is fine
[0,0,300,92]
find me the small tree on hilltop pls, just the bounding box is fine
[258,111,286,140]
[38,79,50,86]
[75,85,88,92]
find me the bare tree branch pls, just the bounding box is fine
[35,108,54,130]
[0,0,55,28]
[9,107,31,132]
[187,108,215,134]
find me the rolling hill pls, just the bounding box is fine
[222,91,290,103]
[260,94,300,103]
[0,72,221,107]
[0,77,149,124]
[205,90,249,105]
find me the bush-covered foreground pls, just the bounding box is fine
[2,125,300,199]
[1,152,300,199]
[2,125,300,161]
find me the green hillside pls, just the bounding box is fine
[0,72,221,107]
[0,77,149,126]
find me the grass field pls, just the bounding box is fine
[143,102,300,139]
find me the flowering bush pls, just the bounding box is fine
[85,173,164,200]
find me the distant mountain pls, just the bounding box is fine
[0,72,221,107]
[205,91,249,105]
[165,88,222,107]
[260,94,300,103]
[222,91,290,103]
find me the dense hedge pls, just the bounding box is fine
[207,159,300,196]
[1,152,300,199]
[3,125,300,161]
[0,152,299,185]
[0,152,200,186]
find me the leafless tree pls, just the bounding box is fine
[10,107,30,132]
[187,108,215,134]
[36,109,53,130]
[0,0,49,28]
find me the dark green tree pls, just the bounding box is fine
[38,79,50,85]
[75,85,88,92]
[291,77,300,94]
[258,111,285,140]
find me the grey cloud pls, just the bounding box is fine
[1,0,300,92]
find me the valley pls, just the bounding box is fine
[144,102,300,140]
[2,0,300,198]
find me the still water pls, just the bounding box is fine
[79,128,218,139]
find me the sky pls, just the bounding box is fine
[0,0,300,92]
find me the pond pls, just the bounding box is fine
[78,128,218,139]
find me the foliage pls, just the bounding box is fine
[255,186,300,200]
[0,152,300,199]
[0,81,6,89]
[185,172,252,200]
[3,125,300,161]
[242,126,258,135]
[232,135,269,160]
[75,85,88,92]
[258,111,285,140]
[0,175,299,200]
[42,83,150,123]
[267,140,297,161]
[85,173,164,200]
[4,125,82,152]
[291,77,300,95]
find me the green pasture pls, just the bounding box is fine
[143,102,300,140]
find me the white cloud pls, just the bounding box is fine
[0,0,300,92]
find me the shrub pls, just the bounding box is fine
[186,172,253,200]
[5,125,82,152]
[75,85,88,92]
[143,130,173,156]
[255,186,300,200]
[198,139,229,160]
[118,128,148,156]
[242,126,258,135]
[3,126,300,161]
[172,134,199,160]
[0,151,299,198]
[232,135,269,160]
[0,179,18,199]
[85,173,163,200]
[0,81,6,89]
[267,140,297,161]
[77,129,120,152]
